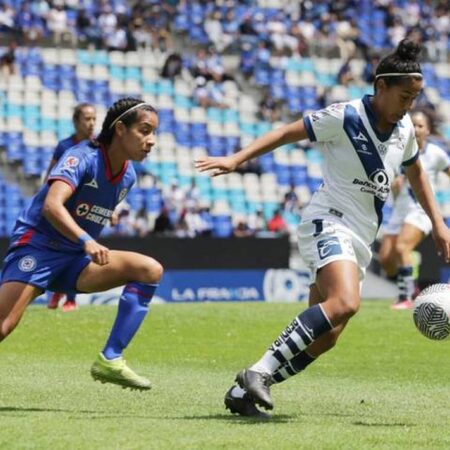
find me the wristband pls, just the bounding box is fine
[78,233,93,245]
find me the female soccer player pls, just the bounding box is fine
[46,102,97,311]
[379,110,450,310]
[0,97,163,390]
[196,39,450,415]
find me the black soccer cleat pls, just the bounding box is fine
[235,369,274,410]
[224,386,271,419]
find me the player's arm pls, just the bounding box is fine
[404,159,450,261]
[195,119,308,176]
[42,180,110,265]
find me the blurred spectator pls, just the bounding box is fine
[114,208,135,236]
[0,41,16,76]
[205,10,233,53]
[247,209,266,235]
[362,54,380,84]
[199,206,213,236]
[267,208,289,235]
[259,92,282,122]
[0,3,14,33]
[337,57,355,86]
[133,207,151,237]
[76,8,103,48]
[185,180,201,210]
[161,53,182,79]
[153,206,174,234]
[47,4,75,47]
[283,184,302,213]
[105,25,128,51]
[234,218,253,238]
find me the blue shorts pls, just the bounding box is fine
[1,244,92,294]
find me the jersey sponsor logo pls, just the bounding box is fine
[76,203,91,217]
[353,169,389,201]
[18,255,37,272]
[84,178,98,188]
[317,237,342,260]
[352,131,368,142]
[118,188,128,202]
[63,156,79,168]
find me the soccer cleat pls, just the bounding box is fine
[90,353,151,390]
[391,299,414,310]
[47,292,63,309]
[235,369,273,410]
[224,386,271,419]
[62,300,78,312]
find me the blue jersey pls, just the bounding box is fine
[52,135,81,161]
[11,141,136,252]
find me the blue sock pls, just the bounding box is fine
[397,266,413,301]
[102,282,157,360]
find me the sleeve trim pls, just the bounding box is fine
[48,176,76,192]
[402,151,419,167]
[303,116,317,142]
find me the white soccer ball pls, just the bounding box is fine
[413,284,450,341]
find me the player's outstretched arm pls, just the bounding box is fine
[405,160,450,261]
[43,180,110,265]
[195,119,308,176]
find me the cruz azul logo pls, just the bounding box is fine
[317,237,342,260]
[18,256,37,272]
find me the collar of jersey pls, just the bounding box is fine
[100,144,129,184]
[362,95,396,143]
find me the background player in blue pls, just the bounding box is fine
[0,98,163,390]
[196,39,450,417]
[46,102,97,311]
[379,110,450,309]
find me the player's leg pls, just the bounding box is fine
[392,223,424,309]
[47,291,64,309]
[378,234,398,280]
[236,260,359,410]
[225,284,349,417]
[76,250,163,390]
[0,282,43,341]
[271,283,348,384]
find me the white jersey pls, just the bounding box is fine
[302,95,418,245]
[394,141,450,212]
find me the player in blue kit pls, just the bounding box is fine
[196,39,450,416]
[0,98,162,390]
[46,102,97,311]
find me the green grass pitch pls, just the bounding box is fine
[0,301,449,449]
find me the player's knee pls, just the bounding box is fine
[140,259,164,284]
[328,294,359,322]
[394,240,409,259]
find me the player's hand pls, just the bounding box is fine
[432,222,450,263]
[83,240,110,265]
[195,156,238,177]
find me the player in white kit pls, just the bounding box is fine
[196,39,450,417]
[379,110,450,309]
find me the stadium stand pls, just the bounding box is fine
[0,0,449,238]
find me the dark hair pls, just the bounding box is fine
[97,97,157,146]
[73,102,95,123]
[374,39,422,91]
[411,109,434,133]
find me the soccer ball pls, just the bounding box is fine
[413,284,450,341]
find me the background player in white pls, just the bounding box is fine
[196,39,450,416]
[379,110,450,309]
[0,98,162,390]
[46,102,96,311]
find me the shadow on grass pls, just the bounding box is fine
[182,413,292,423]
[353,421,416,427]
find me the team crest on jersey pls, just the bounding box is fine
[317,237,342,260]
[118,188,128,202]
[18,256,37,272]
[378,144,387,157]
[63,156,79,168]
[76,203,91,217]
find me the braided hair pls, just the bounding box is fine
[374,39,423,91]
[97,97,157,146]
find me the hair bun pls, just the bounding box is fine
[396,39,421,61]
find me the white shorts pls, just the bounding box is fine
[297,219,372,282]
[383,205,431,236]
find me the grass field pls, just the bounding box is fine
[0,300,449,450]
